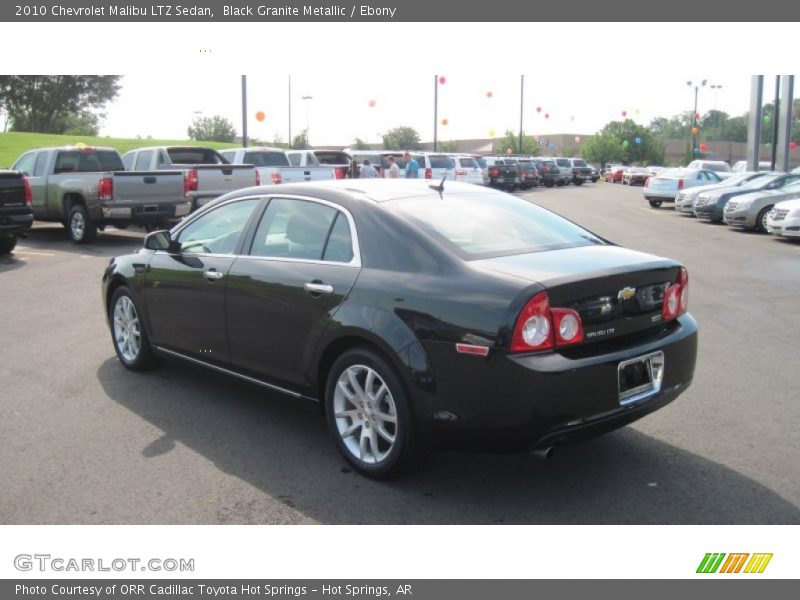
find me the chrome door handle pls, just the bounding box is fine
[204,269,224,281]
[304,282,334,295]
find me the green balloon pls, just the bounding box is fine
[764,114,771,123]
[622,140,629,148]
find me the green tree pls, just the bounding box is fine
[351,137,371,150]
[0,75,121,133]
[187,115,237,143]
[494,130,541,155]
[581,133,623,168]
[381,126,420,150]
[291,129,309,149]
[437,140,459,152]
[61,112,101,136]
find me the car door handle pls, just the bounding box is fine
[204,269,224,281]
[304,282,334,295]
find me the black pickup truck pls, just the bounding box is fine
[484,156,521,191]
[0,170,34,254]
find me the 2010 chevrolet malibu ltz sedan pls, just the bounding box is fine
[102,180,698,477]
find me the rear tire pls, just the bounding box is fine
[649,200,663,208]
[0,234,17,255]
[325,348,420,479]
[755,206,773,233]
[67,204,97,244]
[574,179,584,186]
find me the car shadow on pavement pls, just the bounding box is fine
[0,254,26,273]
[97,358,800,525]
[22,225,144,257]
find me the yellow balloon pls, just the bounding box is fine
[489,129,496,137]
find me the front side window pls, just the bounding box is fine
[249,198,341,261]
[176,199,260,255]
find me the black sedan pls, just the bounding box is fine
[102,180,698,477]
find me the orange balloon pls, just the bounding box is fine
[255,111,265,122]
[441,118,448,126]
[691,127,699,136]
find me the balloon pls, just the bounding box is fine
[545,113,550,119]
[694,147,700,153]
[634,136,641,144]
[764,114,771,123]
[622,111,627,117]
[489,129,496,137]
[368,99,376,108]
[548,143,556,149]
[536,106,542,113]
[574,136,581,143]
[255,111,265,122]
[699,143,708,152]
[635,108,641,115]
[691,127,699,136]
[790,141,798,150]
[694,112,700,120]
[486,91,493,98]
[622,140,629,148]
[506,148,513,156]
[438,76,446,84]
[441,118,448,126]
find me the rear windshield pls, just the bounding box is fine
[387,192,604,259]
[243,151,290,167]
[314,151,350,165]
[429,156,455,169]
[556,159,571,168]
[54,150,124,173]
[167,148,227,165]
[705,163,731,172]
[457,157,479,168]
[572,159,588,167]
[517,160,534,168]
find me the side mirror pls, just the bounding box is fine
[144,230,178,252]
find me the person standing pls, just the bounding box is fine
[386,155,400,178]
[403,152,419,178]
[360,159,379,178]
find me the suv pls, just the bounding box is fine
[451,155,486,185]
[383,152,456,180]
[482,157,522,190]
[515,159,540,189]
[552,157,574,186]
[568,158,593,185]
[0,170,34,254]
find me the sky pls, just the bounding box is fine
[2,22,798,145]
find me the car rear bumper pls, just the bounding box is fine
[101,201,192,223]
[0,210,34,235]
[644,190,678,200]
[767,216,800,237]
[419,314,698,452]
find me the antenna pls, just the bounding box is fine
[428,173,447,196]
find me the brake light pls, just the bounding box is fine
[334,167,346,179]
[23,176,32,205]
[489,166,500,178]
[551,308,584,346]
[662,267,689,320]
[455,169,467,178]
[677,179,685,190]
[184,168,198,197]
[425,167,432,179]
[98,177,113,201]
[255,170,261,186]
[271,172,281,184]
[511,292,553,352]
[644,177,650,188]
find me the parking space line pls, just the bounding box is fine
[13,249,56,256]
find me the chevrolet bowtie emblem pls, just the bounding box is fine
[618,287,636,301]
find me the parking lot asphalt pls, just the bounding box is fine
[1,182,798,525]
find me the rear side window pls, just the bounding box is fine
[54,150,124,173]
[458,157,479,168]
[220,151,236,162]
[243,151,291,167]
[556,159,571,168]
[134,150,153,171]
[287,153,301,166]
[33,152,48,176]
[121,152,135,170]
[322,212,354,263]
[572,159,588,167]
[250,198,336,260]
[475,158,487,168]
[429,156,455,169]
[13,152,37,175]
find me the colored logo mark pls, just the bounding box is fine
[696,553,773,574]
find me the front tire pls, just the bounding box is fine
[0,234,17,255]
[756,206,773,233]
[649,200,663,208]
[325,348,419,478]
[109,286,157,371]
[67,204,97,243]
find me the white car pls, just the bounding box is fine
[733,160,772,173]
[451,155,486,185]
[644,168,722,208]
[766,198,800,239]
[674,172,767,215]
[687,160,733,179]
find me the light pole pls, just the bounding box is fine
[709,83,722,154]
[687,79,707,160]
[301,95,312,148]
[519,75,524,155]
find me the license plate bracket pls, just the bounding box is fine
[618,351,664,405]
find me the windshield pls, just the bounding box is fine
[572,159,588,167]
[741,174,779,189]
[387,192,605,259]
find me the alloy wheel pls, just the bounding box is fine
[113,295,141,362]
[70,211,85,240]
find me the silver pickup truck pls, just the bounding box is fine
[122,146,258,210]
[220,147,335,184]
[12,146,188,243]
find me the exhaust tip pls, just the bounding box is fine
[532,446,556,459]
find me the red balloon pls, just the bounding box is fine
[368,99,376,108]
[438,76,446,84]
[622,111,627,117]
[790,141,798,150]
[699,143,708,152]
[486,91,493,98]
[536,106,542,113]
[694,112,701,120]
[544,113,550,119]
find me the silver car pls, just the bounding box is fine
[723,180,800,232]
[644,168,722,208]
[766,197,800,238]
[674,173,765,215]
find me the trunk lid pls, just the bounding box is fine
[0,171,26,207]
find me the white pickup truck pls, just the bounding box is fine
[285,149,351,180]
[122,146,258,210]
[220,147,335,184]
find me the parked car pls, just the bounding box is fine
[515,159,540,189]
[220,147,335,184]
[766,198,800,239]
[723,180,800,232]
[102,179,697,477]
[532,159,561,188]
[687,160,733,179]
[694,172,800,222]
[451,155,486,186]
[473,156,491,185]
[553,158,573,186]
[643,169,722,208]
[647,166,666,177]
[0,170,33,254]
[386,152,457,180]
[568,158,593,185]
[587,164,600,183]
[732,160,772,173]
[483,157,521,190]
[604,165,627,183]
[122,146,257,211]
[14,146,187,243]
[674,172,768,215]
[286,150,351,180]
[622,167,651,186]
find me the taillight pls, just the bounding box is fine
[541,166,549,173]
[98,177,113,201]
[425,167,432,179]
[677,179,685,190]
[510,292,586,352]
[184,169,198,197]
[489,167,500,178]
[23,176,32,205]
[644,177,650,188]
[271,172,281,184]
[662,267,689,320]
[255,170,261,186]
[334,167,346,179]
